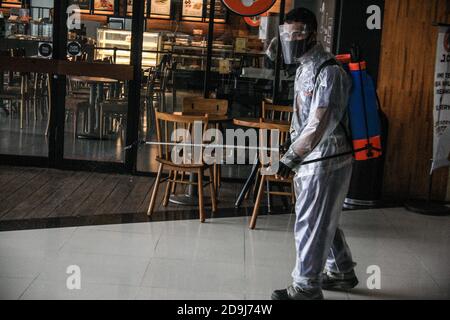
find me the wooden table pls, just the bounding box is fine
[70,76,118,140]
[232,117,291,208]
[233,117,291,130]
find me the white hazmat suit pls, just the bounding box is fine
[280,43,356,290]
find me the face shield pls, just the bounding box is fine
[279,23,314,65]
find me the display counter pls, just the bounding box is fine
[96,28,161,68]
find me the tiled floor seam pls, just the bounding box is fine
[17,273,41,300]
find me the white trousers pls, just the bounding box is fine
[292,164,355,289]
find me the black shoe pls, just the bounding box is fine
[271,285,324,300]
[321,270,359,291]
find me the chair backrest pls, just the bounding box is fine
[257,120,290,169]
[262,100,293,122]
[182,97,228,116]
[154,110,209,165]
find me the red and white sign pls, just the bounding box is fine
[244,16,261,27]
[221,0,276,17]
[244,11,268,27]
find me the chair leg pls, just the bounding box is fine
[213,163,218,192]
[208,167,217,213]
[163,170,173,207]
[45,103,51,136]
[73,111,78,140]
[33,97,37,121]
[249,174,266,229]
[171,170,177,194]
[197,168,205,223]
[218,164,221,189]
[99,109,103,140]
[19,98,24,129]
[266,179,272,214]
[147,163,163,216]
[247,168,261,200]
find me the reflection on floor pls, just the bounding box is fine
[0,166,270,229]
[0,207,448,300]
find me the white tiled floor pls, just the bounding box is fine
[0,207,449,300]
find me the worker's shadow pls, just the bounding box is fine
[346,287,405,300]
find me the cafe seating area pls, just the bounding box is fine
[0,49,298,229]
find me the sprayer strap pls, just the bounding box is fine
[314,59,353,148]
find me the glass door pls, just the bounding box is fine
[0,1,54,160]
[0,0,145,172]
[58,0,145,171]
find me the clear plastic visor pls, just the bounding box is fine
[279,23,311,41]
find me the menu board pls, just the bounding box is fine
[1,0,22,7]
[182,0,203,18]
[94,0,114,12]
[69,0,91,11]
[151,0,171,16]
[127,0,149,15]
[206,0,226,22]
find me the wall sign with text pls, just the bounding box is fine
[220,0,275,17]
[38,42,53,59]
[151,0,171,16]
[182,0,203,18]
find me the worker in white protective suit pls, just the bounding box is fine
[271,8,359,300]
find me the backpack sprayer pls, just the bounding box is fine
[300,48,383,166]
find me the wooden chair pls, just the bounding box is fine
[154,57,171,112]
[182,96,228,116]
[262,100,293,122]
[147,111,217,222]
[32,73,50,121]
[245,101,294,201]
[0,72,33,128]
[65,95,90,140]
[249,120,295,230]
[99,73,152,140]
[182,96,228,191]
[99,100,127,140]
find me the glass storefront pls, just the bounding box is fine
[0,1,54,158]
[0,0,292,174]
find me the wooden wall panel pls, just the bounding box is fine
[378,0,450,200]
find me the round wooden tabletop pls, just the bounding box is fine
[70,76,118,84]
[173,112,230,123]
[233,117,291,130]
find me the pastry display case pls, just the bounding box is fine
[96,28,162,68]
[162,33,239,73]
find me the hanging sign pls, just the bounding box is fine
[67,41,82,56]
[244,16,261,27]
[38,42,53,59]
[220,0,275,17]
[431,26,450,172]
